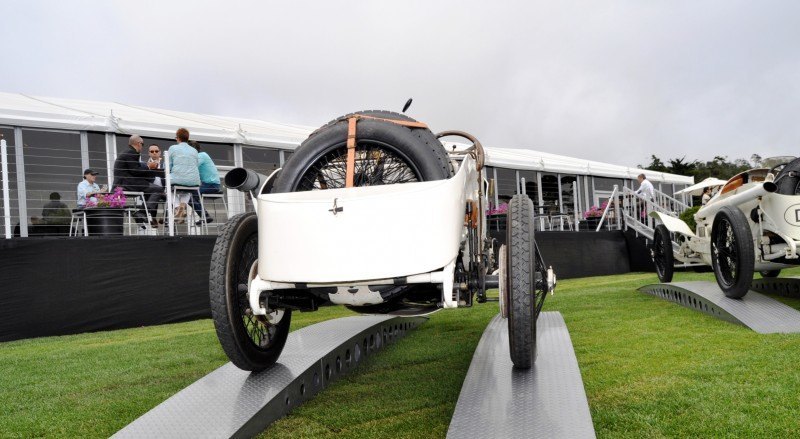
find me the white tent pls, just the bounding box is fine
[0,92,692,185]
[674,177,728,196]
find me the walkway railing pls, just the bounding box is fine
[620,186,690,240]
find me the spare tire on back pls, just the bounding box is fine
[774,157,800,195]
[271,110,452,193]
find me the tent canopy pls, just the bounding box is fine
[0,92,693,185]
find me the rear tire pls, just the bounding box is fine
[210,213,292,371]
[506,194,537,369]
[653,224,674,283]
[272,110,451,193]
[710,207,754,299]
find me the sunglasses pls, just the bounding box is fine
[149,150,160,153]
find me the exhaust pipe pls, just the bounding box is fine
[697,181,777,219]
[224,167,269,195]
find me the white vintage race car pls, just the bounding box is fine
[209,110,555,371]
[651,157,800,298]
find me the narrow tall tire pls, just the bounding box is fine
[711,207,754,299]
[210,213,292,371]
[653,224,675,283]
[272,110,451,193]
[760,270,781,278]
[506,194,536,369]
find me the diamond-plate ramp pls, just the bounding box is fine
[751,277,800,299]
[113,314,426,439]
[447,312,595,439]
[639,281,800,334]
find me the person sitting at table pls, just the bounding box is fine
[167,128,200,222]
[113,135,162,226]
[41,191,72,235]
[77,168,103,208]
[188,140,221,226]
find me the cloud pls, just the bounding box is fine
[2,0,800,168]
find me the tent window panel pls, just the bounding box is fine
[594,177,623,192]
[21,129,82,236]
[518,170,538,207]
[662,183,674,197]
[197,142,235,167]
[560,175,577,214]
[540,174,559,214]
[495,168,517,203]
[242,147,281,213]
[87,132,109,187]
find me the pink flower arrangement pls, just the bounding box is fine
[488,203,508,215]
[583,201,609,219]
[85,187,127,208]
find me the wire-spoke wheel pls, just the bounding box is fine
[653,224,674,282]
[271,110,452,194]
[711,207,754,299]
[210,213,292,371]
[294,140,422,191]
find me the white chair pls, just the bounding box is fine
[122,191,152,235]
[533,214,551,231]
[550,213,574,231]
[69,209,88,237]
[199,192,228,234]
[171,186,203,235]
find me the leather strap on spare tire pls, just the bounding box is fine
[345,115,428,188]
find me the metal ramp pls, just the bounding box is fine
[113,314,426,439]
[639,281,800,333]
[751,277,800,299]
[447,312,595,439]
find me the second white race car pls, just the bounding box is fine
[651,157,800,298]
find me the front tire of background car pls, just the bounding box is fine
[653,224,674,283]
[710,206,754,299]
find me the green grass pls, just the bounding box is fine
[3,269,800,438]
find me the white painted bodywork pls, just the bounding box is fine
[248,156,483,314]
[653,169,800,272]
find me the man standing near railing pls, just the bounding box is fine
[635,174,655,200]
[635,173,655,226]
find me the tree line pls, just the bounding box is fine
[638,154,767,181]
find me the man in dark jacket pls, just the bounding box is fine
[113,135,164,224]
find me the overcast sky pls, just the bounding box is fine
[2,0,799,167]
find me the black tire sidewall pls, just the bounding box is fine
[506,194,536,369]
[654,225,674,282]
[710,206,754,299]
[210,213,292,371]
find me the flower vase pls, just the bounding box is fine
[584,217,601,230]
[83,207,125,236]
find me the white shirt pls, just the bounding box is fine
[636,179,655,200]
[77,180,101,207]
